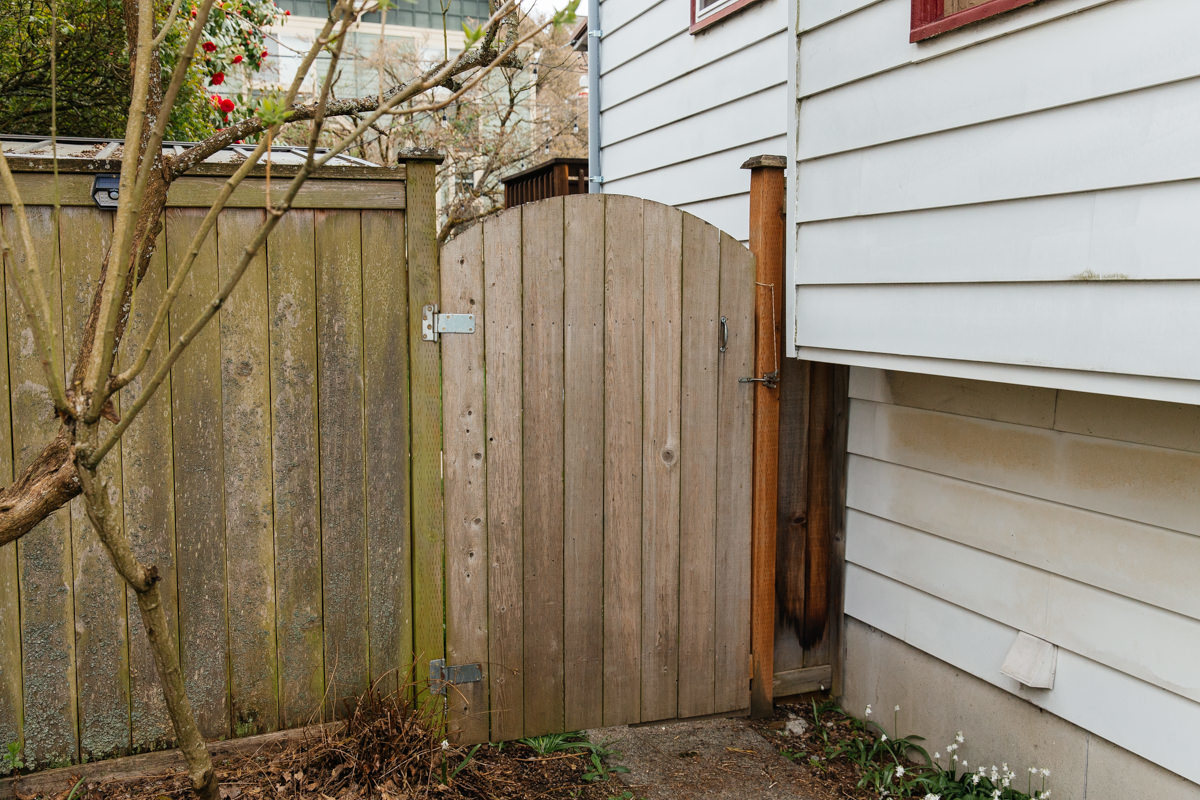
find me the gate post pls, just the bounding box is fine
[742,154,786,718]
[404,153,447,691]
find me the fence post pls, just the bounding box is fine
[404,153,446,692]
[742,154,786,719]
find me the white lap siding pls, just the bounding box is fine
[842,367,1200,790]
[789,0,1200,402]
[598,0,787,241]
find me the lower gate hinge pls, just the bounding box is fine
[429,658,483,696]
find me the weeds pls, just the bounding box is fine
[781,702,1053,800]
[1,741,22,775]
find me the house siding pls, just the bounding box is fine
[789,0,1200,403]
[843,367,1200,787]
[597,0,787,241]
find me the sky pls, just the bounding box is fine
[526,0,575,20]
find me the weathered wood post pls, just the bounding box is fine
[742,154,786,718]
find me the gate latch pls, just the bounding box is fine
[429,659,483,695]
[740,370,779,390]
[422,304,476,342]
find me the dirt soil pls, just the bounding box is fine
[591,700,875,800]
[7,699,879,800]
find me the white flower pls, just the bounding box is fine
[924,794,941,800]
[881,733,888,742]
[865,705,873,717]
[955,731,965,744]
[894,705,901,712]
[895,765,905,777]
[1030,767,1039,775]
[972,774,981,786]
[962,760,969,770]
[933,751,940,760]
[440,739,450,750]
[1041,768,1051,777]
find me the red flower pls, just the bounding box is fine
[202,41,217,52]
[284,9,290,14]
[261,50,268,58]
[219,97,235,114]
[210,71,226,85]
[232,54,244,64]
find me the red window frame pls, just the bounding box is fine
[910,0,1038,42]
[690,0,764,33]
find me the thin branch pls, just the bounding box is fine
[0,153,68,413]
[152,0,187,48]
[80,0,156,421]
[112,6,352,392]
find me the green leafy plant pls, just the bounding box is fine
[806,703,1053,800]
[1,741,23,775]
[582,748,631,783]
[518,730,589,756]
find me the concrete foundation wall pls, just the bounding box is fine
[844,620,1200,800]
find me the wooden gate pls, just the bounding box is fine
[438,195,756,742]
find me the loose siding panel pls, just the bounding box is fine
[843,369,1200,785]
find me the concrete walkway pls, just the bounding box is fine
[589,717,818,800]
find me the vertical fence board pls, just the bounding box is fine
[60,207,130,761]
[121,231,179,752]
[602,196,643,726]
[4,206,77,768]
[521,198,565,736]
[773,358,812,676]
[483,211,524,742]
[362,210,412,695]
[0,212,18,760]
[640,203,683,723]
[562,195,605,731]
[714,233,754,713]
[218,209,278,734]
[167,207,230,739]
[267,210,324,729]
[315,210,368,718]
[442,225,488,742]
[406,162,444,688]
[677,215,720,719]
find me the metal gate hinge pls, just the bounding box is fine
[740,370,779,389]
[429,659,483,695]
[421,304,476,342]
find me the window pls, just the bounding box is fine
[690,0,764,33]
[910,0,1038,42]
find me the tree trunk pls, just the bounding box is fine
[0,428,79,547]
[77,457,218,800]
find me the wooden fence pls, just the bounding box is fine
[0,157,440,769]
[1,169,774,773]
